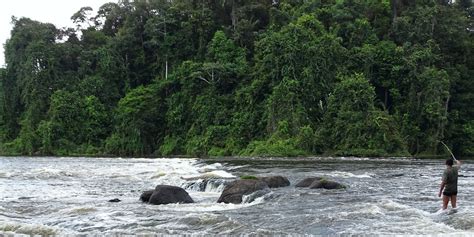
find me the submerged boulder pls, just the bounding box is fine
[217,179,269,204]
[141,185,194,205]
[295,177,323,187]
[108,198,121,203]
[309,180,345,189]
[259,176,290,188]
[139,190,154,203]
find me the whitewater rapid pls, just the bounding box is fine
[0,156,473,235]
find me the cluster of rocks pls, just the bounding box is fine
[139,176,345,205]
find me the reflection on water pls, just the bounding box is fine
[0,156,473,235]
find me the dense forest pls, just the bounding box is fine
[0,0,472,158]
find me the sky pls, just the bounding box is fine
[0,0,113,67]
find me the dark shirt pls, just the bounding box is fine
[442,166,459,194]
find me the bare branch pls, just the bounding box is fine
[198,76,211,84]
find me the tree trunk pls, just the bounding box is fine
[391,0,398,22]
[165,59,168,80]
[231,0,237,32]
[441,95,450,140]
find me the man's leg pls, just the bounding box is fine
[442,195,450,210]
[451,195,457,208]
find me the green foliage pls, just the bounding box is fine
[242,139,307,157]
[159,136,181,156]
[208,147,227,157]
[296,125,317,153]
[253,14,347,139]
[0,69,6,142]
[105,84,164,156]
[32,90,110,155]
[319,73,408,157]
[241,121,308,157]
[240,175,258,180]
[462,120,474,155]
[0,0,471,158]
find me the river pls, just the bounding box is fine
[0,156,473,235]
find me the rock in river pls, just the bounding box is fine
[309,180,346,189]
[217,179,269,204]
[259,176,290,188]
[139,190,154,203]
[141,185,194,205]
[295,177,324,187]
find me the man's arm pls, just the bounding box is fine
[454,160,462,168]
[438,181,445,197]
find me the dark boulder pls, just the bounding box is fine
[140,190,154,203]
[147,185,194,205]
[108,198,121,203]
[259,176,290,188]
[217,179,269,204]
[309,180,346,189]
[295,177,323,187]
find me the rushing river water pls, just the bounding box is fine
[0,156,473,236]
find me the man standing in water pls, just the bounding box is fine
[438,159,462,210]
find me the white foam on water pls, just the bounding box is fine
[378,199,436,217]
[147,200,264,212]
[129,159,235,188]
[0,222,62,236]
[62,206,99,215]
[338,198,471,235]
[326,171,374,178]
[331,203,384,219]
[181,170,236,180]
[14,167,78,180]
[367,199,465,235]
[0,171,12,178]
[198,163,223,172]
[180,213,224,226]
[242,190,271,204]
[186,191,222,203]
[184,179,228,193]
[107,173,142,181]
[432,207,460,217]
[1,157,234,186]
[451,214,474,231]
[204,182,226,193]
[339,157,371,161]
[227,165,250,170]
[147,161,238,193]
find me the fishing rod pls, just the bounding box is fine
[440,141,457,161]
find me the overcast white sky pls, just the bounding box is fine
[0,0,114,67]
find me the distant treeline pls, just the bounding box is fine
[0,0,472,157]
